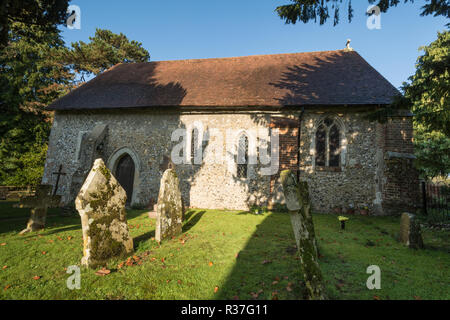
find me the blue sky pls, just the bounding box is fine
[60,0,448,89]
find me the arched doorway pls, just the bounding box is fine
[115,154,135,205]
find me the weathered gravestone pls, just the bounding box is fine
[280,170,326,300]
[15,185,61,234]
[75,158,133,268]
[155,169,183,242]
[399,212,424,249]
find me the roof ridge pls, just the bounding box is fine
[149,49,353,64]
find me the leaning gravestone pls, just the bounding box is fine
[280,170,326,300]
[15,185,61,234]
[155,169,183,242]
[399,212,424,249]
[75,158,133,268]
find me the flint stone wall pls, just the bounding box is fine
[43,108,418,214]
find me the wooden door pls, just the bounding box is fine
[115,154,135,205]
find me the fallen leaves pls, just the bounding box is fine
[95,268,111,276]
[271,290,279,300]
[250,289,264,299]
[126,258,134,266]
[0,243,6,246]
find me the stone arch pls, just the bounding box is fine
[107,147,141,206]
[310,114,347,170]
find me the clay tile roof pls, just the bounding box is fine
[47,50,400,110]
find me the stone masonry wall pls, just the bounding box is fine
[296,112,379,214]
[43,110,271,211]
[43,108,415,214]
[376,116,421,215]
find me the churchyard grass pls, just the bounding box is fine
[0,201,448,300]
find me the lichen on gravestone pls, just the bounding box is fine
[155,169,183,242]
[75,158,133,268]
[280,170,326,300]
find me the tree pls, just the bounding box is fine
[0,25,151,186]
[403,30,450,179]
[61,29,150,83]
[276,0,450,26]
[0,22,72,186]
[0,0,70,48]
[414,126,450,178]
[404,30,449,137]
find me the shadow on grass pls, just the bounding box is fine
[183,210,206,233]
[216,211,305,300]
[133,230,156,248]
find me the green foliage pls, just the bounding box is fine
[0,0,70,48]
[276,0,449,26]
[0,22,70,187]
[0,22,150,186]
[402,31,450,179]
[405,30,450,137]
[414,127,450,179]
[61,28,150,81]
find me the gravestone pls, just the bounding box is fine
[15,185,61,234]
[280,170,325,300]
[75,158,133,268]
[155,169,183,242]
[399,213,424,249]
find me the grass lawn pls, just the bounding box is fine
[0,201,448,300]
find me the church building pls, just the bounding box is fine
[43,49,420,215]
